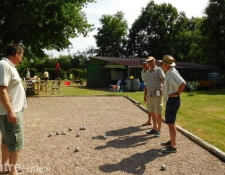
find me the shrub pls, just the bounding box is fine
[69,68,87,79]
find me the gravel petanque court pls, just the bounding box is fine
[1,96,225,175]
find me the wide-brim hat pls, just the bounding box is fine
[146,56,155,62]
[159,55,176,66]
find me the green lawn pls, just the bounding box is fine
[38,81,225,152]
[177,89,225,152]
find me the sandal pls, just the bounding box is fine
[142,122,152,126]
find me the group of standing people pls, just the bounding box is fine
[26,69,49,81]
[141,55,186,153]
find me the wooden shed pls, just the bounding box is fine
[87,57,217,88]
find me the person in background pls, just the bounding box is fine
[145,56,165,137]
[160,55,186,153]
[26,68,30,80]
[0,43,27,174]
[140,59,152,126]
[43,70,49,81]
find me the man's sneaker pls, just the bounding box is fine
[146,129,157,135]
[161,141,170,146]
[155,131,161,137]
[160,146,177,153]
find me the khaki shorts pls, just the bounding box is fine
[147,96,163,114]
[0,111,24,151]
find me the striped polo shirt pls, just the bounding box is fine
[163,67,185,102]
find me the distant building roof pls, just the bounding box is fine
[91,57,142,66]
[91,57,217,69]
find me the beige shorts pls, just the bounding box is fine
[147,96,163,114]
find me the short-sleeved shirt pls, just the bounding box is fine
[26,71,30,79]
[145,66,165,97]
[141,69,147,82]
[44,71,49,78]
[163,67,185,102]
[0,58,27,115]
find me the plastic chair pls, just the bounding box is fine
[51,80,60,94]
[25,80,35,95]
[110,79,122,92]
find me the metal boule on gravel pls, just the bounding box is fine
[76,133,81,137]
[161,164,166,171]
[103,135,107,139]
[48,133,53,137]
[80,126,85,130]
[68,127,72,131]
[74,147,80,152]
[92,135,96,139]
[56,131,60,135]
[62,131,66,135]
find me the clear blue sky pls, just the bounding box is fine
[45,0,209,57]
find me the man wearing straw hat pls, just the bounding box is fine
[144,56,165,137]
[159,55,186,153]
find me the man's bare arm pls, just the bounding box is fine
[0,86,17,124]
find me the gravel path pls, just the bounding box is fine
[1,96,225,175]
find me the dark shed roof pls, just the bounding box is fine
[91,57,141,66]
[91,57,217,69]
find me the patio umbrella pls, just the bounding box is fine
[55,62,60,77]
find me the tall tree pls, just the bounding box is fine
[201,0,225,69]
[172,14,205,62]
[127,1,202,62]
[188,17,205,63]
[94,11,128,57]
[127,1,178,59]
[0,0,94,58]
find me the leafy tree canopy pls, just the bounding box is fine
[201,0,225,69]
[127,1,178,58]
[126,1,203,62]
[0,0,94,58]
[94,11,128,57]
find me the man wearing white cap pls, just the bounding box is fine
[140,59,152,126]
[159,55,186,153]
[144,56,165,137]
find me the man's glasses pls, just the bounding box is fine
[17,51,24,56]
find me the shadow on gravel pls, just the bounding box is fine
[95,134,155,150]
[99,149,169,174]
[106,126,149,137]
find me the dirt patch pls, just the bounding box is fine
[1,96,225,175]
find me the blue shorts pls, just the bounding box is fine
[165,97,180,124]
